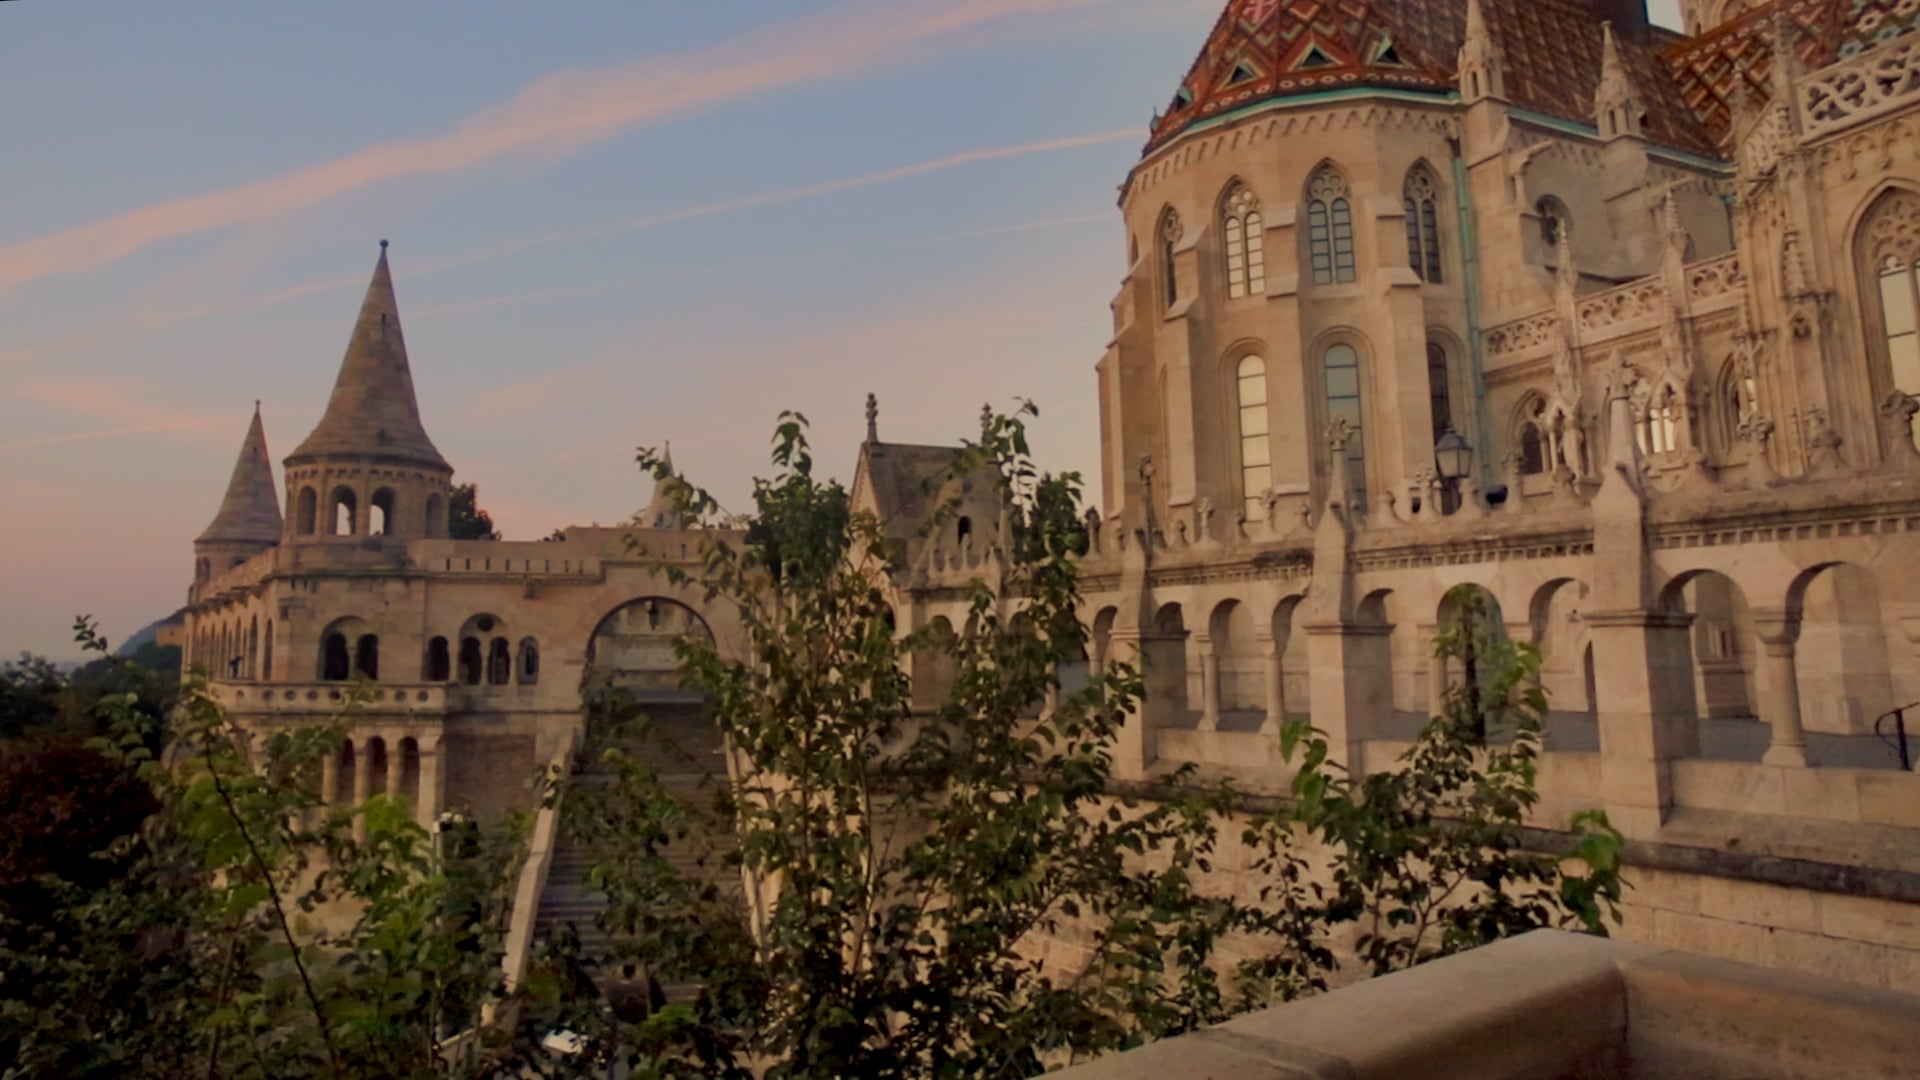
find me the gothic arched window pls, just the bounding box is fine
[1404,166,1443,283]
[1222,183,1266,299]
[1237,355,1271,520]
[1427,341,1454,437]
[1517,396,1548,476]
[1159,207,1183,306]
[1538,196,1571,251]
[1861,190,1920,427]
[1306,167,1357,285]
[1323,342,1367,507]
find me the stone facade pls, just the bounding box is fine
[184,0,1920,997]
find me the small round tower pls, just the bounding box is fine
[282,241,454,543]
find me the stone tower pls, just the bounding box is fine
[283,241,453,543]
[194,403,282,590]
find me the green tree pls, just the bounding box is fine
[0,654,65,739]
[448,484,501,541]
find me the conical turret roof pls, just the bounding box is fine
[287,242,449,470]
[198,404,283,545]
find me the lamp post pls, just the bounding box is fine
[1434,431,1473,515]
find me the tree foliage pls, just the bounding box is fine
[447,484,500,542]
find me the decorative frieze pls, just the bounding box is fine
[1799,34,1920,142]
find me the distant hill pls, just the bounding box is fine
[117,607,188,658]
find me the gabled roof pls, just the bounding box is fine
[198,404,283,546]
[287,243,449,470]
[1145,0,1723,160]
[852,440,969,538]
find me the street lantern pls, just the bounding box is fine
[1434,430,1473,482]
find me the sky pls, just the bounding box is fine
[0,0,1685,660]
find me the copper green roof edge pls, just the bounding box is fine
[1127,88,1732,198]
[1505,106,1733,171]
[1140,84,1458,161]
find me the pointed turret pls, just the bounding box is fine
[1594,22,1647,142]
[636,442,687,530]
[287,241,448,471]
[195,404,283,587]
[199,404,283,546]
[1458,0,1504,103]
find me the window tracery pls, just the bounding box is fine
[1160,208,1184,306]
[1323,342,1367,507]
[1306,167,1356,285]
[1404,167,1443,283]
[1236,355,1271,520]
[1862,191,1920,440]
[1222,183,1266,299]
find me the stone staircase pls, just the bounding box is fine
[532,702,745,984]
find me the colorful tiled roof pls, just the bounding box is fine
[1659,0,1920,152]
[1146,0,1724,159]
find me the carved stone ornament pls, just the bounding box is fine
[1879,391,1920,470]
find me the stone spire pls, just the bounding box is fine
[287,241,449,470]
[198,403,283,545]
[637,441,686,530]
[1594,22,1647,142]
[1458,0,1504,103]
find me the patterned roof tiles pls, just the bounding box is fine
[1147,0,1725,158]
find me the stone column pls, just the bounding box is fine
[1585,610,1700,840]
[351,737,373,842]
[1302,623,1390,775]
[1428,653,1450,723]
[1752,609,1814,767]
[415,735,445,831]
[321,745,341,805]
[1261,641,1286,734]
[386,734,407,804]
[1198,640,1222,731]
[1105,628,1183,779]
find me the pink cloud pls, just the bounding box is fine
[0,0,1143,296]
[4,380,235,453]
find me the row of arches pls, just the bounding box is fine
[315,613,541,688]
[1153,161,1454,307]
[1093,557,1898,767]
[293,485,445,539]
[193,613,272,682]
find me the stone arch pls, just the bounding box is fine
[1304,160,1357,285]
[1149,602,1191,721]
[1207,599,1261,713]
[370,487,396,536]
[1309,326,1376,512]
[1512,391,1550,477]
[457,613,505,686]
[246,616,259,680]
[424,636,451,682]
[1658,569,1756,725]
[1786,561,1893,734]
[1090,606,1119,673]
[518,637,541,685]
[397,737,421,803]
[1272,594,1308,719]
[319,616,372,682]
[364,736,388,798]
[296,486,319,536]
[329,485,358,536]
[913,614,961,710]
[585,597,716,694]
[1529,578,1593,719]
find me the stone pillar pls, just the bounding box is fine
[1586,610,1699,840]
[321,745,341,805]
[1302,623,1390,775]
[351,737,373,842]
[1752,609,1814,767]
[386,734,407,805]
[1105,628,1184,779]
[1428,651,1450,723]
[1262,641,1286,734]
[416,735,445,831]
[1198,640,1222,732]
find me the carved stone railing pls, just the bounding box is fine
[1800,33,1920,141]
[1684,252,1745,306]
[1484,254,1746,364]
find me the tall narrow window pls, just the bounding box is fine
[1307,167,1356,285]
[354,635,379,680]
[1160,208,1183,307]
[1323,343,1367,508]
[1427,341,1453,437]
[1222,183,1266,299]
[1518,397,1548,475]
[1237,356,1271,520]
[1537,196,1571,251]
[425,636,451,682]
[1404,167,1443,283]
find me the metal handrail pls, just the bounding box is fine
[1874,702,1917,771]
